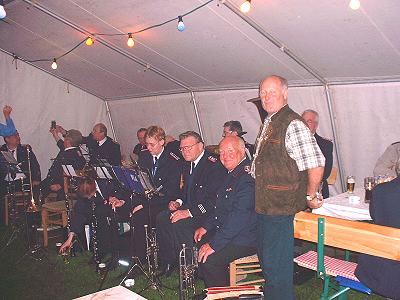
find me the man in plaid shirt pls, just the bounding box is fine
[251,75,325,300]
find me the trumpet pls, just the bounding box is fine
[179,243,198,300]
[144,225,159,275]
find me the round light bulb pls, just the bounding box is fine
[127,34,135,47]
[85,37,94,46]
[51,59,58,70]
[0,5,6,19]
[240,0,251,13]
[349,0,361,10]
[177,16,185,32]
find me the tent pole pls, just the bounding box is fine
[190,91,205,142]
[324,85,345,192]
[105,100,117,141]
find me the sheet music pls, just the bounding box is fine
[95,166,113,179]
[62,165,77,177]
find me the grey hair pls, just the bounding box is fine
[259,75,288,92]
[302,109,319,123]
[179,131,203,144]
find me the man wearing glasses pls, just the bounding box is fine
[156,131,227,276]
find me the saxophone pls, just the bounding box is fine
[179,243,199,300]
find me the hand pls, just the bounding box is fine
[108,196,125,210]
[60,233,74,253]
[198,243,215,263]
[3,105,12,118]
[170,209,190,223]
[168,200,181,212]
[49,127,59,138]
[132,204,143,215]
[50,184,62,192]
[56,125,67,135]
[194,227,207,243]
[307,196,323,209]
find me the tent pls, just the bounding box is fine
[1,0,400,194]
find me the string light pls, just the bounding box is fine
[51,58,58,70]
[349,0,361,10]
[127,33,135,47]
[85,37,94,46]
[0,0,6,19]
[177,16,185,32]
[240,0,251,13]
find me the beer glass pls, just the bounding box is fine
[98,263,107,280]
[62,249,70,264]
[364,177,374,203]
[56,242,62,255]
[347,175,355,194]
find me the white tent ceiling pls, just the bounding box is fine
[1,0,399,100]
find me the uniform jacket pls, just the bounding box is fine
[355,176,400,299]
[0,143,41,182]
[133,143,148,156]
[373,141,400,177]
[181,150,227,221]
[203,158,257,252]
[315,133,333,198]
[138,148,182,207]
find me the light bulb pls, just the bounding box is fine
[349,0,360,10]
[127,34,135,47]
[177,16,185,32]
[240,0,251,13]
[85,37,94,46]
[51,59,58,70]
[0,5,6,19]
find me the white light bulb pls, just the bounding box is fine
[0,5,6,19]
[177,16,185,32]
[51,59,58,70]
[127,34,134,47]
[240,1,251,13]
[349,0,361,10]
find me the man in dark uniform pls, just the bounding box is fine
[355,175,400,299]
[59,177,131,263]
[222,120,255,160]
[130,125,182,260]
[132,128,148,157]
[195,136,257,287]
[157,131,227,276]
[40,129,86,200]
[302,110,333,198]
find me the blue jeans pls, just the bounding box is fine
[257,214,295,300]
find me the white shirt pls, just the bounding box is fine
[98,137,107,146]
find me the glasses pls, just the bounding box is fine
[179,142,200,152]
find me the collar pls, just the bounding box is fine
[153,147,164,161]
[98,137,107,146]
[230,158,251,176]
[7,146,17,152]
[228,157,247,173]
[93,180,104,199]
[267,104,288,122]
[64,146,77,151]
[192,150,205,168]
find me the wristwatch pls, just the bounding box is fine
[306,194,316,201]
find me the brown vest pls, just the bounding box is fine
[255,105,308,215]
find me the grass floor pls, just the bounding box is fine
[0,226,385,300]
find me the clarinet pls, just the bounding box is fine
[64,190,76,257]
[91,199,100,266]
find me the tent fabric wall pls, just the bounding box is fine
[0,52,109,175]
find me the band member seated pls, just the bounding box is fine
[59,174,131,263]
[195,136,257,287]
[132,128,148,158]
[41,129,86,200]
[0,131,41,196]
[0,105,16,137]
[157,131,227,276]
[131,126,182,260]
[52,123,121,166]
[222,120,255,160]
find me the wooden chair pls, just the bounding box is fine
[327,167,338,185]
[41,200,68,247]
[229,254,265,286]
[4,192,30,225]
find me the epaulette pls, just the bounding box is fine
[391,141,400,146]
[244,165,251,173]
[233,165,251,178]
[169,152,180,160]
[208,156,217,163]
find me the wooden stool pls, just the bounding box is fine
[229,254,265,286]
[4,192,30,225]
[41,201,68,247]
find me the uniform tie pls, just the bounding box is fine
[152,156,159,176]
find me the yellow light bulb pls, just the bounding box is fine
[349,0,361,10]
[240,0,251,13]
[127,34,135,48]
[51,59,58,70]
[85,37,94,46]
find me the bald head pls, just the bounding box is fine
[259,75,288,115]
[219,136,246,171]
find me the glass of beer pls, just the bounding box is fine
[347,175,355,194]
[364,177,374,203]
[56,242,62,255]
[98,263,107,280]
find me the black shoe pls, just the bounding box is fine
[158,263,176,277]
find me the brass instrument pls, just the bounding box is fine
[25,145,38,212]
[179,243,199,300]
[91,199,100,265]
[144,225,159,276]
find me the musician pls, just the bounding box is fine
[40,129,86,200]
[131,126,182,260]
[195,136,257,287]
[0,131,41,196]
[132,128,148,156]
[157,131,227,276]
[222,120,255,160]
[60,176,131,261]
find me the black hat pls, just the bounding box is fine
[224,120,247,136]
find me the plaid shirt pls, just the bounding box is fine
[285,119,325,171]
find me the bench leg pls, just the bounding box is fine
[229,262,237,286]
[41,209,48,247]
[320,276,331,300]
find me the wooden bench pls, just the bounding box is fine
[293,211,400,299]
